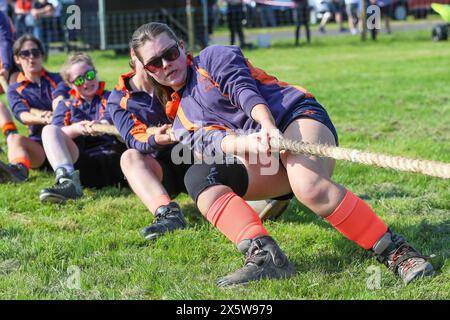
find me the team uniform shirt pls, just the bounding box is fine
[0,11,13,72]
[52,81,119,157]
[107,71,173,157]
[53,80,71,99]
[7,69,66,142]
[170,45,314,157]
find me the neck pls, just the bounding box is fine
[25,71,41,84]
[129,74,153,93]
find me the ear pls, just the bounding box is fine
[14,56,21,66]
[130,48,136,58]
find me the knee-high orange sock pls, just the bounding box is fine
[205,192,269,244]
[326,190,388,250]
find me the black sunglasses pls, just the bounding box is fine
[143,44,180,73]
[18,48,42,59]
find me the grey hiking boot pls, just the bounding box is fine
[39,168,83,203]
[372,229,435,285]
[141,202,187,240]
[217,235,296,287]
[247,199,290,221]
[0,161,28,183]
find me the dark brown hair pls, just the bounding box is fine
[129,22,179,106]
[13,34,45,57]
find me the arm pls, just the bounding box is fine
[107,94,172,153]
[20,108,52,125]
[7,87,52,125]
[200,45,269,119]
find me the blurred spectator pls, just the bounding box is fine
[345,0,361,35]
[31,0,55,59]
[258,3,277,27]
[319,0,345,33]
[294,0,310,46]
[377,0,392,33]
[368,0,392,40]
[226,0,247,48]
[14,0,33,37]
[47,0,63,43]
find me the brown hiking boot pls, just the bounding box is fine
[217,236,296,287]
[372,230,435,285]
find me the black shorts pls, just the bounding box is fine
[155,146,191,198]
[74,137,127,189]
[278,98,339,145]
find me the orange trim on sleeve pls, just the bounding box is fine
[246,60,314,98]
[129,114,150,143]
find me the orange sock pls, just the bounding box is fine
[2,122,17,137]
[205,192,269,244]
[149,194,171,215]
[11,157,30,170]
[326,190,388,249]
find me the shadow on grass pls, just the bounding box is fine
[273,198,448,275]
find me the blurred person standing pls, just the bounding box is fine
[368,0,392,40]
[319,0,345,33]
[226,0,247,48]
[31,0,55,60]
[345,0,361,35]
[14,0,33,37]
[294,0,311,46]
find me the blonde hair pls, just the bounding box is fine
[129,22,180,106]
[61,52,95,83]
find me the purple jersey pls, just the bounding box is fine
[52,82,119,156]
[107,71,173,156]
[7,69,64,142]
[171,45,314,157]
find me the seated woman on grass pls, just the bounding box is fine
[108,48,289,241]
[39,52,126,203]
[1,34,68,183]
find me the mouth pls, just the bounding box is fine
[166,70,177,78]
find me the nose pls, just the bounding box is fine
[162,58,171,69]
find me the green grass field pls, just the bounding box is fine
[0,29,449,300]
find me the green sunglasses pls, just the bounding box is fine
[72,70,96,87]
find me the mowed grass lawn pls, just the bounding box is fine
[0,30,449,300]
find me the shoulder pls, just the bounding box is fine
[46,71,63,82]
[199,45,243,60]
[107,88,126,105]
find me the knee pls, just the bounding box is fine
[292,178,328,208]
[6,132,23,145]
[120,149,142,170]
[41,124,60,139]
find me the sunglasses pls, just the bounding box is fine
[18,48,42,59]
[71,70,96,87]
[143,44,180,73]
